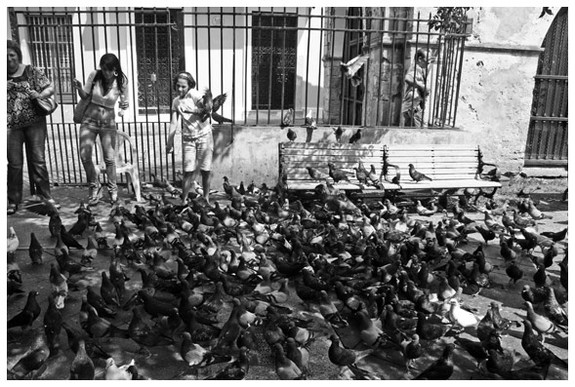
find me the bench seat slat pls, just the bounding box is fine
[386,180,502,190]
[281,143,381,150]
[281,156,384,164]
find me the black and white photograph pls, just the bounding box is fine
[5,4,569,380]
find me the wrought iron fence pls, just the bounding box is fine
[10,7,469,186]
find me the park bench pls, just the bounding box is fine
[279,142,501,199]
[278,142,387,196]
[381,145,502,196]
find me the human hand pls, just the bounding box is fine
[28,90,41,100]
[166,143,174,154]
[72,79,83,90]
[119,100,129,110]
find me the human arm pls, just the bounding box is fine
[28,85,54,100]
[72,71,96,100]
[166,109,179,154]
[405,65,429,97]
[27,66,54,99]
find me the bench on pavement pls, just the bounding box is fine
[278,142,501,200]
[278,142,386,197]
[381,145,501,196]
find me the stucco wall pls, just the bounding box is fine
[411,7,557,172]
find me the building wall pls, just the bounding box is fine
[440,7,557,171]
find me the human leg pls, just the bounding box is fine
[182,138,199,203]
[79,125,101,204]
[7,128,25,211]
[197,133,214,204]
[23,120,53,200]
[200,170,211,204]
[99,129,118,203]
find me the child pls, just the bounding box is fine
[166,72,214,204]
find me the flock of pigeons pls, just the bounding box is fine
[6,174,568,380]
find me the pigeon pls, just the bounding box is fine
[303,109,316,130]
[204,346,250,380]
[273,342,304,380]
[328,162,350,183]
[524,301,558,341]
[43,295,63,353]
[280,108,294,128]
[69,339,95,380]
[8,290,41,330]
[409,164,432,182]
[333,126,344,142]
[49,263,68,309]
[29,232,43,265]
[505,261,523,285]
[179,331,231,367]
[348,128,362,144]
[104,358,135,380]
[306,167,328,180]
[7,226,19,257]
[454,336,488,369]
[448,299,479,328]
[401,333,423,371]
[7,333,50,379]
[521,320,567,367]
[542,286,568,327]
[540,227,567,242]
[287,127,297,142]
[341,52,369,87]
[413,343,455,380]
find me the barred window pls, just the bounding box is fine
[26,13,74,102]
[135,8,182,115]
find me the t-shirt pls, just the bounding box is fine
[82,70,128,109]
[172,89,212,140]
[401,63,427,113]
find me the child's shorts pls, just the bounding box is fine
[182,133,213,172]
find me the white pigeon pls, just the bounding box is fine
[7,226,19,256]
[448,299,480,328]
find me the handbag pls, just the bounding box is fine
[34,95,58,115]
[73,81,95,124]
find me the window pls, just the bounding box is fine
[135,8,182,115]
[251,12,298,110]
[27,13,74,103]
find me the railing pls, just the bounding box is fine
[10,7,470,186]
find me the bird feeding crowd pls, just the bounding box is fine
[7,176,568,380]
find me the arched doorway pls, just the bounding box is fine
[524,7,568,167]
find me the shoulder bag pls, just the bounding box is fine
[25,65,58,116]
[35,95,58,116]
[73,81,95,124]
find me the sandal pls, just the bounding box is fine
[7,204,17,215]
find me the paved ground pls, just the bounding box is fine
[6,182,568,380]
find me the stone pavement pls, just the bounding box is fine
[6,184,568,380]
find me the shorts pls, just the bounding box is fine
[183,133,214,172]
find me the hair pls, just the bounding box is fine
[173,71,196,91]
[93,53,127,93]
[7,40,23,63]
[415,49,428,61]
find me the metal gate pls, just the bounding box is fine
[10,7,469,186]
[524,7,568,167]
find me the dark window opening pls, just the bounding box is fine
[135,8,182,115]
[251,12,297,110]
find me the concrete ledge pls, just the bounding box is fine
[522,167,568,178]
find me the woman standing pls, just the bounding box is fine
[7,40,58,215]
[166,72,214,205]
[73,53,129,206]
